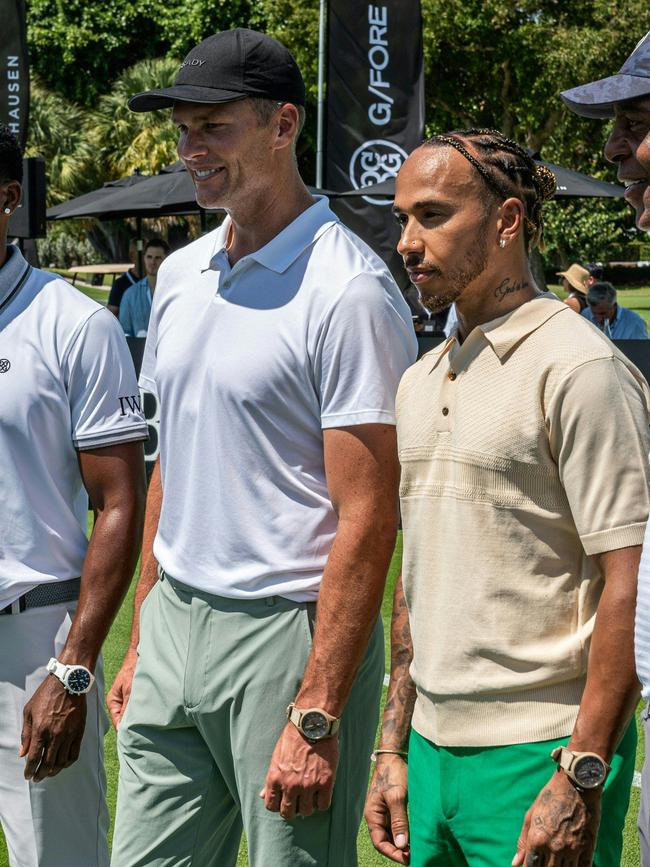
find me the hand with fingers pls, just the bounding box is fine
[364,754,410,864]
[107,646,138,729]
[260,722,339,820]
[20,676,87,782]
[512,771,601,867]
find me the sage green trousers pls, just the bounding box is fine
[111,572,384,867]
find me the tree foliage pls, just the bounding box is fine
[543,200,630,265]
[27,0,256,106]
[84,58,180,179]
[26,60,181,207]
[25,78,97,204]
[25,0,650,263]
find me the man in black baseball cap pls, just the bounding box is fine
[128,28,306,111]
[109,26,416,867]
[561,32,650,232]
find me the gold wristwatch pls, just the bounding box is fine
[286,703,340,742]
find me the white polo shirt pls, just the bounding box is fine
[0,246,148,608]
[141,196,417,600]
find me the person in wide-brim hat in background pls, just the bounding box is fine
[556,262,590,312]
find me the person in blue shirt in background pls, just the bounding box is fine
[582,280,649,339]
[119,237,169,336]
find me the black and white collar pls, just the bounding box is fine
[0,244,31,314]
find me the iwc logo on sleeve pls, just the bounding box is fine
[348,140,408,206]
[118,395,142,415]
[0,359,11,373]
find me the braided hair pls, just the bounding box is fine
[423,128,556,251]
[0,123,22,185]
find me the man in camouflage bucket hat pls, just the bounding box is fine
[563,30,650,864]
[562,32,650,231]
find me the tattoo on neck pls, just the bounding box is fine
[494,277,530,301]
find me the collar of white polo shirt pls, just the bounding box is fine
[0,244,30,310]
[203,196,335,276]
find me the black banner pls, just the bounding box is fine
[0,0,29,149]
[325,1,424,282]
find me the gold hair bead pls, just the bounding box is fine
[534,165,557,201]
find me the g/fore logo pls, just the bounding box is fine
[367,5,392,127]
[180,59,206,69]
[0,358,10,373]
[349,139,407,206]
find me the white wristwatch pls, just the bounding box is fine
[46,657,95,695]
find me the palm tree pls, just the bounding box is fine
[26,77,97,204]
[86,57,180,178]
[31,58,187,266]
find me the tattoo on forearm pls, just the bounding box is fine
[494,277,530,301]
[380,577,417,750]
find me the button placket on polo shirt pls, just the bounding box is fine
[220,257,252,294]
[430,344,459,432]
[207,248,232,305]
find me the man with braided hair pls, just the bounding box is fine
[364,128,650,867]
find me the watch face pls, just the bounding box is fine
[66,667,91,694]
[574,755,606,788]
[301,711,329,740]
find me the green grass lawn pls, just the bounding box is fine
[617,286,650,329]
[44,268,112,304]
[2,282,649,864]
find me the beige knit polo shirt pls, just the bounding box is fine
[397,295,650,747]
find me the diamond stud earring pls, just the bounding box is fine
[499,239,506,248]
[3,208,10,215]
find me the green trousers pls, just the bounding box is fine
[407,723,636,867]
[111,573,384,867]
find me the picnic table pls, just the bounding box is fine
[67,263,133,286]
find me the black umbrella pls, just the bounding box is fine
[47,172,151,220]
[337,160,624,200]
[47,162,334,222]
[47,162,206,221]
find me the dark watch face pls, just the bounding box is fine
[301,711,329,740]
[66,668,91,694]
[574,755,606,788]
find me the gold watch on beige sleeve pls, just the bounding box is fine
[286,703,340,742]
[550,746,610,790]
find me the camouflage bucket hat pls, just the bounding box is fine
[561,32,650,119]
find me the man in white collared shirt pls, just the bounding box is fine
[108,28,417,867]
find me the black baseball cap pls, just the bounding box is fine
[561,32,650,119]
[129,28,305,112]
